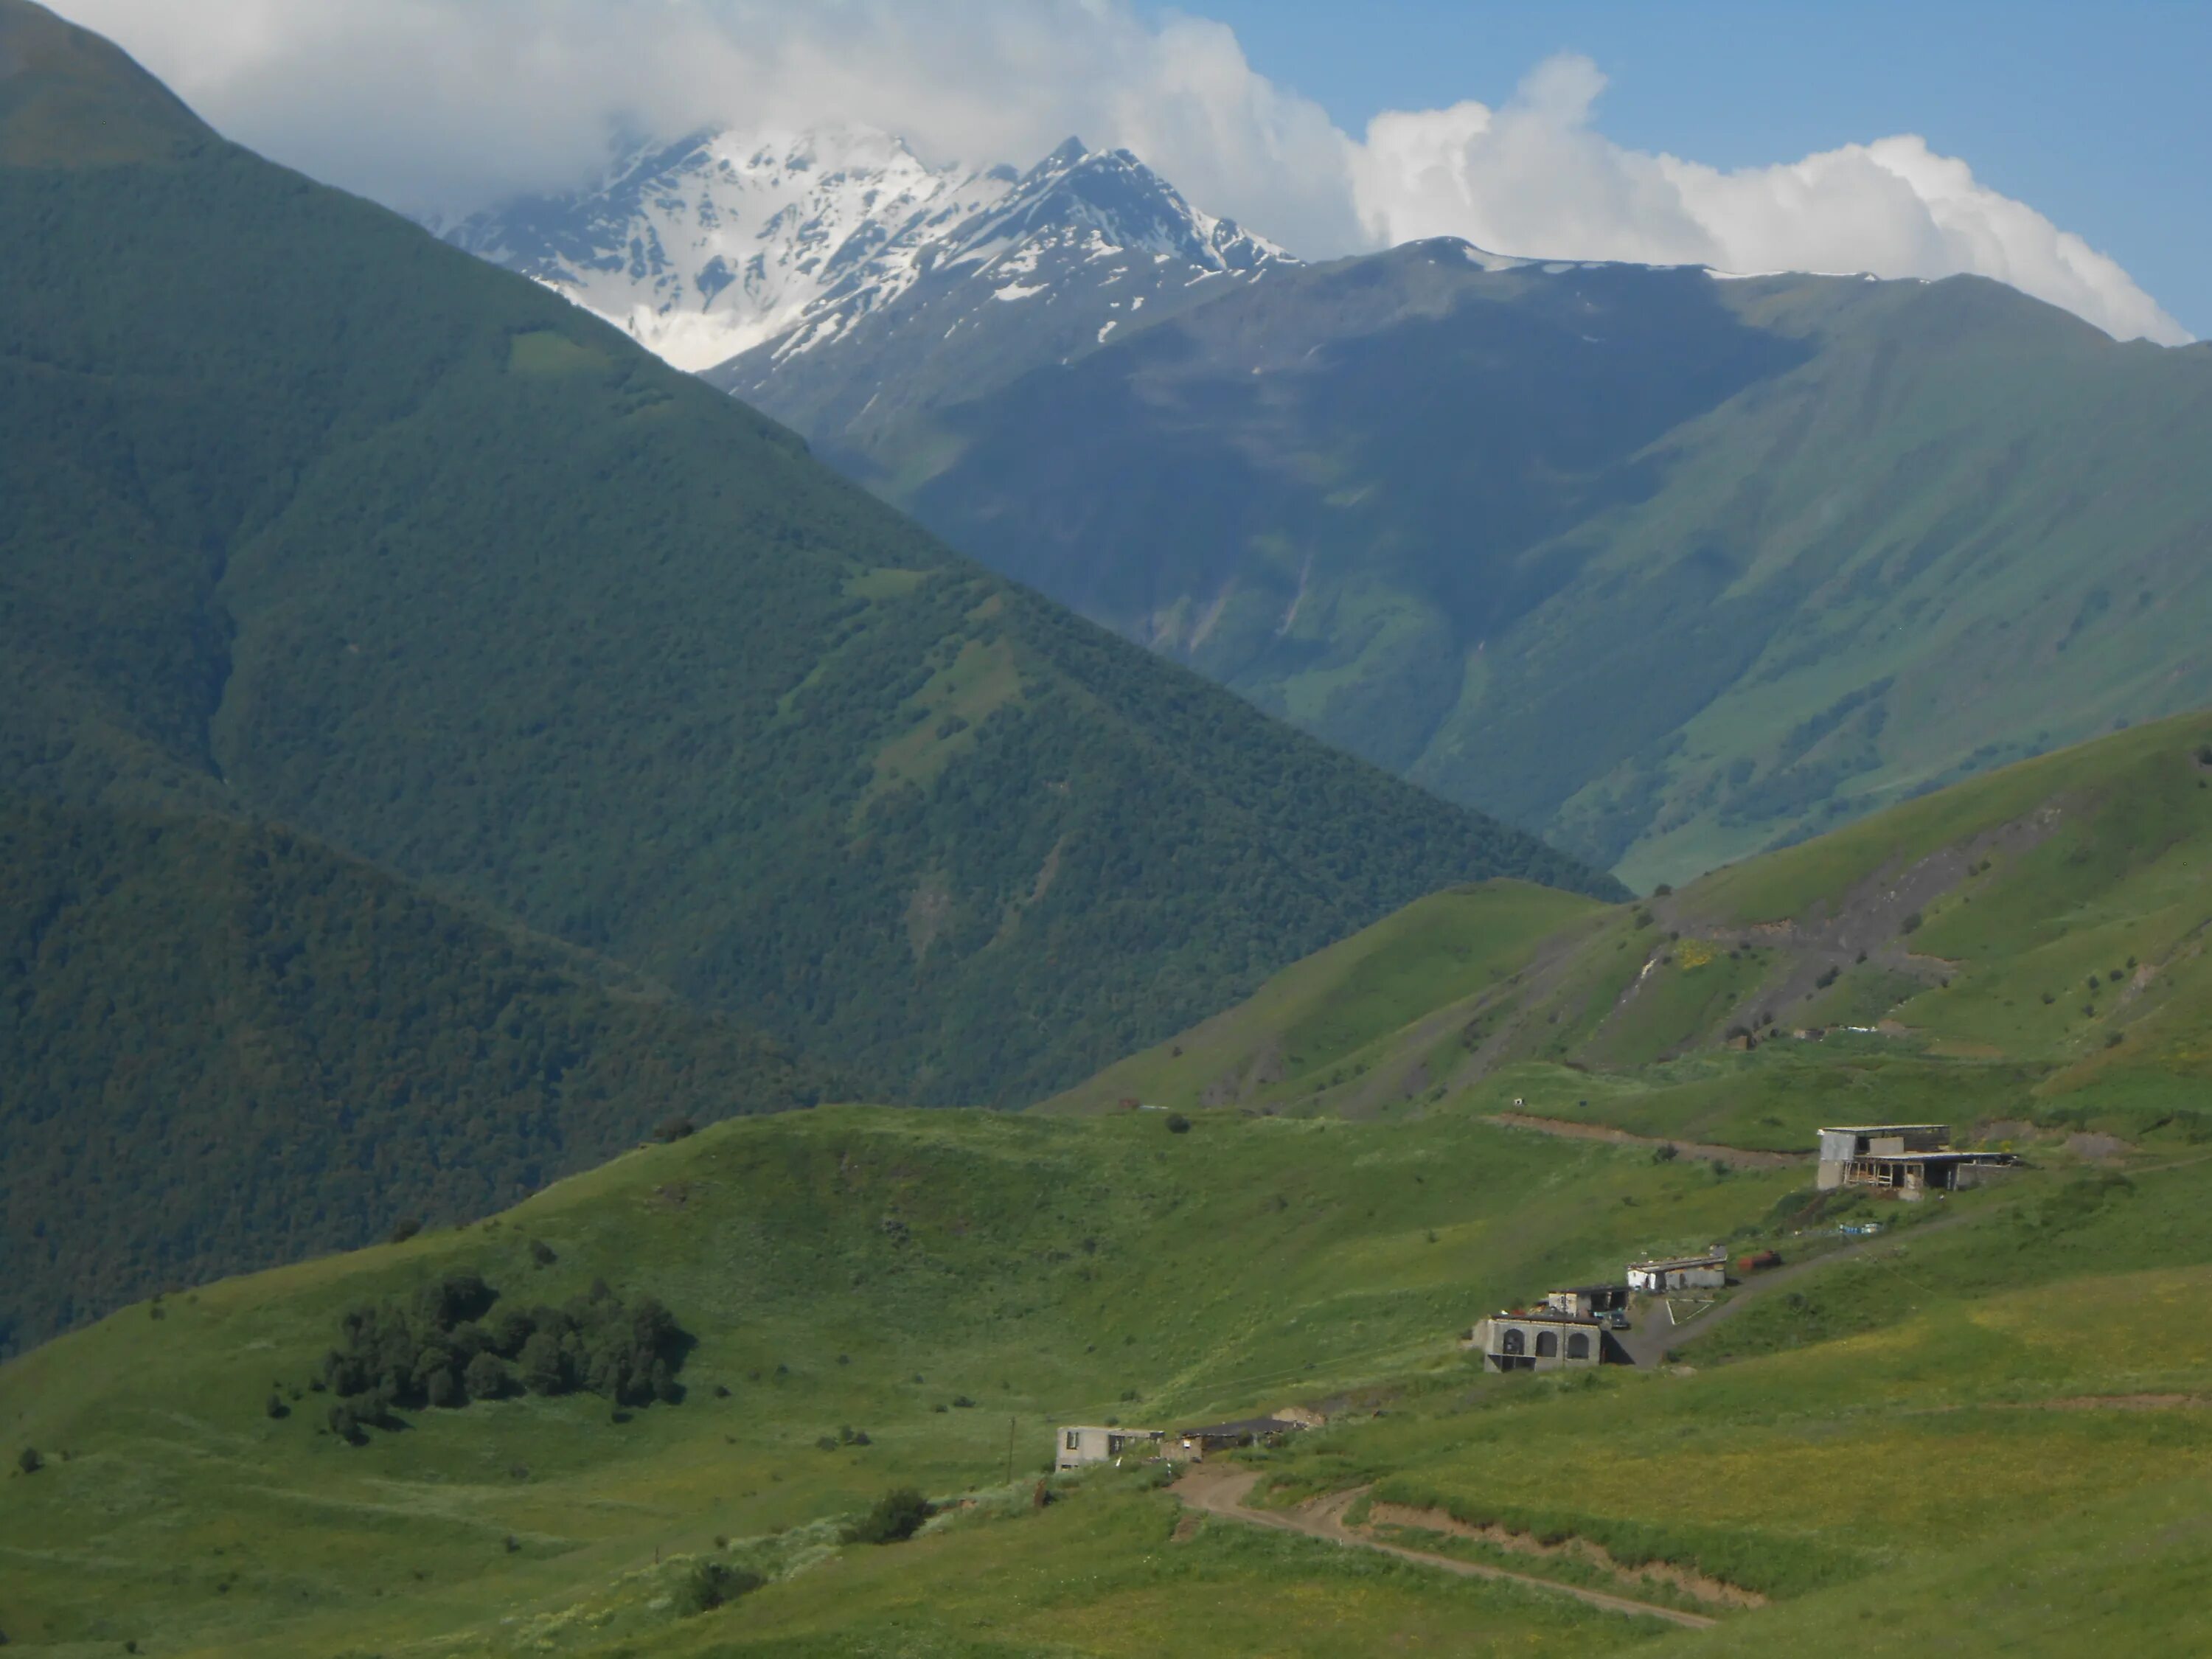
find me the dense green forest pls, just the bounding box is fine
[0,794,832,1356]
[0,8,1613,1112]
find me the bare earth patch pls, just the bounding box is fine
[1362,1502,1767,1610]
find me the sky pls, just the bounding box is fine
[48,0,2206,342]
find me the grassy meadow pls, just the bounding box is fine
[10,685,2212,1657]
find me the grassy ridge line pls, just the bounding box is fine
[1043,713,2212,1150]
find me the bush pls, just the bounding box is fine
[529,1239,557,1267]
[1652,1143,1679,1164]
[386,1216,424,1245]
[653,1116,698,1144]
[1815,966,1840,990]
[675,1559,764,1615]
[1899,911,1923,935]
[265,1392,289,1419]
[16,1446,41,1475]
[1165,1113,1192,1135]
[845,1486,933,1545]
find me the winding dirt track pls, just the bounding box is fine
[1175,1466,1717,1630]
[1486,1111,1808,1169]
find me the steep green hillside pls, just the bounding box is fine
[1053,710,2212,1148]
[781,237,2212,886]
[0,793,830,1358]
[0,0,1614,1119]
[6,1057,2209,1652]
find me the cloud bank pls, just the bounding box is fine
[51,0,2187,344]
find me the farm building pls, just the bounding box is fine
[1055,1425,1164,1469]
[1627,1248,1727,1292]
[1464,1310,1619,1372]
[1545,1284,1630,1318]
[1817,1124,2017,1197]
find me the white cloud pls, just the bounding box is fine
[49,2,2185,344]
[1353,56,2188,345]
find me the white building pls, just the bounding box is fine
[1627,1248,1727,1292]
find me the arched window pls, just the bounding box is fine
[1534,1330,1559,1357]
[1500,1327,1526,1356]
[1566,1333,1591,1360]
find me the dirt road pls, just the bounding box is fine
[1175,1464,1717,1630]
[1619,1211,1973,1366]
[1486,1111,1808,1169]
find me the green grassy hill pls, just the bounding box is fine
[779,237,2212,887]
[0,793,831,1358]
[0,0,1615,1119]
[1052,710,2212,1152]
[9,713,2212,1654]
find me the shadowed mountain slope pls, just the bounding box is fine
[731,232,2212,888]
[0,794,834,1359]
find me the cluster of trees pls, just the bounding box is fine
[319,1270,688,1441]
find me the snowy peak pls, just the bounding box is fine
[443,123,1012,370]
[950,139,1287,280]
[447,126,1293,374]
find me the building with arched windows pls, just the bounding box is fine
[1464,1308,1618,1372]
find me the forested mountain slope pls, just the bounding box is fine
[0,1,1615,1121]
[0,796,832,1358]
[735,235,2212,888]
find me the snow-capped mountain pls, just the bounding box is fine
[443,126,1019,372]
[448,127,1296,455]
[707,135,1296,476]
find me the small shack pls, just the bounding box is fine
[1817,1124,2017,1198]
[1464,1310,1619,1372]
[1054,1425,1164,1470]
[1175,1416,1300,1458]
[1627,1248,1727,1293]
[1545,1284,1630,1318]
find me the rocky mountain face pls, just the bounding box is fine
[447,125,1291,420]
[442,126,1017,372]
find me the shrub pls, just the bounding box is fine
[1652,883,1674,897]
[1652,1143,1679,1164]
[265,1392,289,1420]
[653,1116,697,1144]
[675,1559,764,1615]
[16,1446,42,1475]
[528,1239,557,1267]
[386,1216,423,1245]
[1165,1113,1192,1135]
[951,1394,977,1408]
[1815,966,1840,990]
[2105,1032,2125,1048]
[846,1487,933,1545]
[1899,911,1923,935]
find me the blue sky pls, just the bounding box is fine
[1160,0,2211,335]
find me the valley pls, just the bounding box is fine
[7,4,2212,1655]
[9,692,2212,1657]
